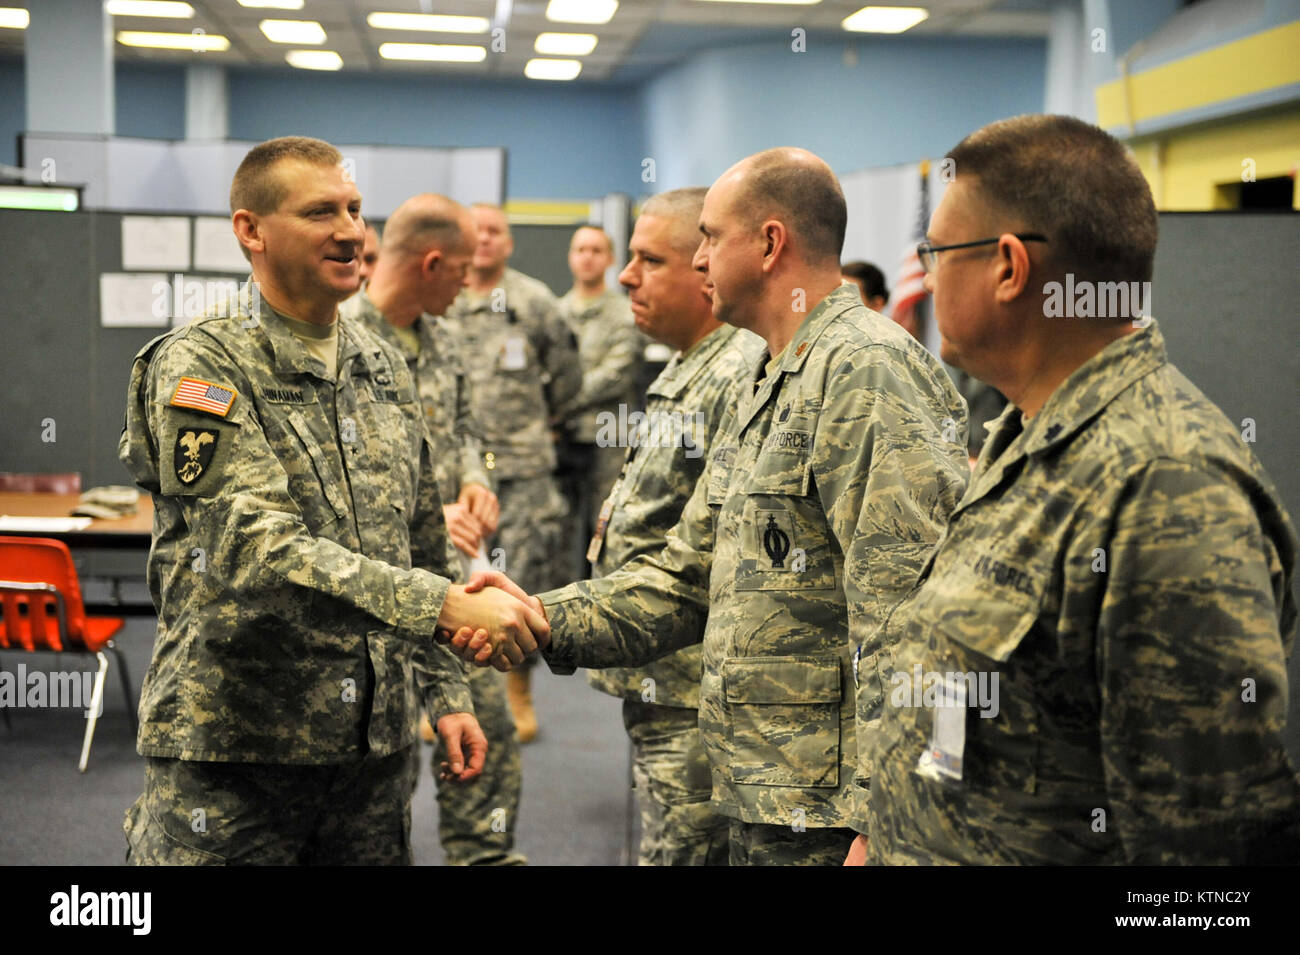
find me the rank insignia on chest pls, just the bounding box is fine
[174,428,218,485]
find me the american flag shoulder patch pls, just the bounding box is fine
[170,377,238,418]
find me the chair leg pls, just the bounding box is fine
[79,651,109,773]
[109,642,138,734]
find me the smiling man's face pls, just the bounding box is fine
[255,159,365,307]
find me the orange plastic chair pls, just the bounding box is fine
[0,536,136,771]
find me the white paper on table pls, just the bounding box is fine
[193,216,250,273]
[121,216,191,271]
[99,273,170,327]
[0,516,94,532]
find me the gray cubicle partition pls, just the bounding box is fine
[1,208,1297,756]
[1152,212,1300,758]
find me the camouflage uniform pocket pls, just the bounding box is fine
[929,593,1041,795]
[735,459,836,592]
[124,792,227,866]
[722,655,841,788]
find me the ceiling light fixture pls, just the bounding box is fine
[260,19,326,44]
[534,32,597,55]
[545,0,617,26]
[841,6,929,33]
[379,42,488,63]
[286,50,343,70]
[367,12,490,34]
[525,58,582,80]
[106,1,195,17]
[116,30,231,50]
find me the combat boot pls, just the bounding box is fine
[506,668,538,743]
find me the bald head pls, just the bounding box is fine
[724,148,846,265]
[383,193,473,262]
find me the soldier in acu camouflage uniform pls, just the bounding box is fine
[443,204,582,742]
[456,150,969,865]
[118,138,547,865]
[341,193,525,866]
[555,224,646,577]
[864,115,1300,865]
[584,188,764,865]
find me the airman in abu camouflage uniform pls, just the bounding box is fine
[866,115,1300,865]
[341,192,524,866]
[584,189,765,865]
[443,204,582,741]
[457,150,970,865]
[118,139,545,865]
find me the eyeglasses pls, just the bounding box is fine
[916,233,1048,274]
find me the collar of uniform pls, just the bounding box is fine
[335,311,373,376]
[1013,319,1167,460]
[253,289,336,380]
[775,283,861,376]
[736,285,857,432]
[647,324,737,400]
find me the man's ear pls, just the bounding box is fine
[422,248,445,278]
[760,220,787,273]
[993,233,1033,304]
[232,210,264,258]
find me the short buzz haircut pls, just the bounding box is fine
[841,261,888,300]
[383,196,470,261]
[737,149,847,263]
[571,223,613,254]
[946,114,1158,285]
[230,136,342,216]
[639,187,707,256]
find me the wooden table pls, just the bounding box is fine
[0,491,152,548]
[0,491,154,614]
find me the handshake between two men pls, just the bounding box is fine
[437,571,548,670]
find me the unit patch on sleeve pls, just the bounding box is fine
[174,428,219,485]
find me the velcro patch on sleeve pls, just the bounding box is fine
[170,377,237,418]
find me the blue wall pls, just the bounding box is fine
[640,35,1047,190]
[227,69,646,199]
[1,34,1048,196]
[0,59,186,165]
[115,63,186,140]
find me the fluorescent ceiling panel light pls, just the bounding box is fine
[117,30,231,51]
[368,12,489,33]
[107,1,195,16]
[545,0,617,26]
[238,1,304,8]
[379,42,487,63]
[841,5,928,33]
[525,58,582,80]
[259,19,326,44]
[534,32,597,55]
[0,7,29,29]
[286,50,342,70]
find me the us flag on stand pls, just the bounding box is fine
[889,159,930,330]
